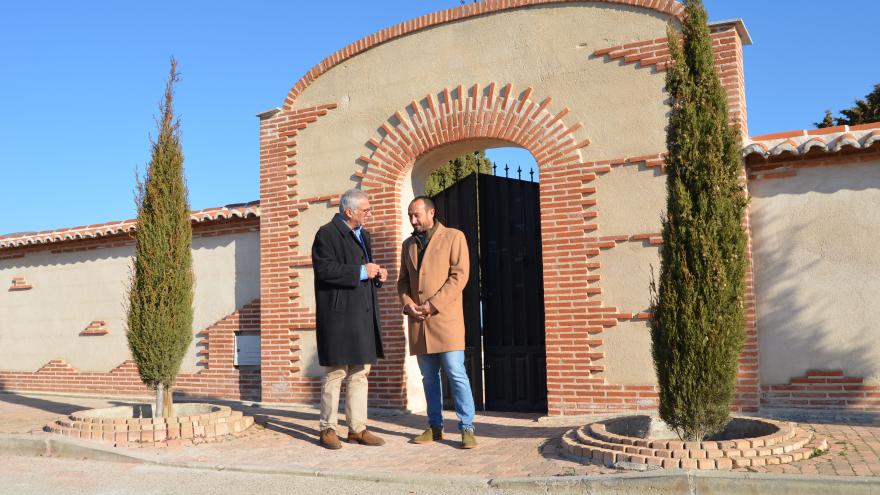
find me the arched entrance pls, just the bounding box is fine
[429,158,547,412]
[257,1,755,416]
[354,84,588,414]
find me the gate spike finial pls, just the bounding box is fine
[517,165,522,180]
[492,163,497,175]
[504,163,509,177]
[530,169,535,182]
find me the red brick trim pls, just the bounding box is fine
[348,83,591,411]
[196,299,261,370]
[282,0,684,110]
[259,104,339,404]
[738,194,759,412]
[762,370,880,412]
[0,301,262,402]
[81,320,109,336]
[356,83,590,179]
[568,156,758,414]
[592,37,671,71]
[9,276,32,291]
[592,26,748,137]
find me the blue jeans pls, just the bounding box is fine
[417,350,475,431]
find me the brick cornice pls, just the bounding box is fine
[282,0,684,110]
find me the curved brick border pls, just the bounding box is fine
[355,83,589,181]
[282,0,684,110]
[46,404,255,448]
[561,417,828,470]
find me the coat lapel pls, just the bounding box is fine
[407,238,419,272]
[421,223,446,272]
[332,215,366,260]
[362,229,373,262]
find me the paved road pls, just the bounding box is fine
[0,455,513,495]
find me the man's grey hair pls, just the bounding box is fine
[339,189,368,213]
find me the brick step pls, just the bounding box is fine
[586,421,798,450]
[45,405,255,447]
[577,425,811,460]
[562,424,820,471]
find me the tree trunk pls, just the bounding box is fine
[156,383,165,418]
[163,385,174,418]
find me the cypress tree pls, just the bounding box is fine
[127,58,194,418]
[650,1,748,441]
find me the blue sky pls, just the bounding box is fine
[1,1,877,234]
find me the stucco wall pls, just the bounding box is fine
[290,3,671,200]
[0,230,260,372]
[601,321,657,385]
[597,241,660,315]
[750,161,880,386]
[594,163,666,237]
[283,3,674,398]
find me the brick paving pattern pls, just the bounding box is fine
[2,392,879,479]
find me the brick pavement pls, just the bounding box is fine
[2,391,880,479]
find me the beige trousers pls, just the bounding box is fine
[319,364,371,434]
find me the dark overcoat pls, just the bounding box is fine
[312,215,384,366]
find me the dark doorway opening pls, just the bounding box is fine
[431,171,547,413]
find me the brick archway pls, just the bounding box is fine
[257,1,756,414]
[351,82,594,413]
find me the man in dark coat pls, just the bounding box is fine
[312,189,386,449]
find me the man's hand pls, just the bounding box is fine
[378,267,388,283]
[365,263,381,278]
[418,301,437,318]
[405,303,427,321]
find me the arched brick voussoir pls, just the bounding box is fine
[355,82,592,189]
[282,0,684,110]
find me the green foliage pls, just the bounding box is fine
[650,0,748,441]
[815,84,880,128]
[126,58,194,392]
[424,150,493,196]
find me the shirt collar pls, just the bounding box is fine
[335,213,363,238]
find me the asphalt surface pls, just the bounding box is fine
[0,455,504,495]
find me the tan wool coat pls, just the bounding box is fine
[397,223,470,355]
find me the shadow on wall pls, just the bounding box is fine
[753,161,880,197]
[0,243,132,270]
[751,166,880,390]
[185,232,261,311]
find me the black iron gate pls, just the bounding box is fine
[431,172,547,413]
[431,174,484,411]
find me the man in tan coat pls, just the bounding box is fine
[397,196,477,449]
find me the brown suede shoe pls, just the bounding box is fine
[347,428,385,446]
[319,428,342,450]
[412,426,443,444]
